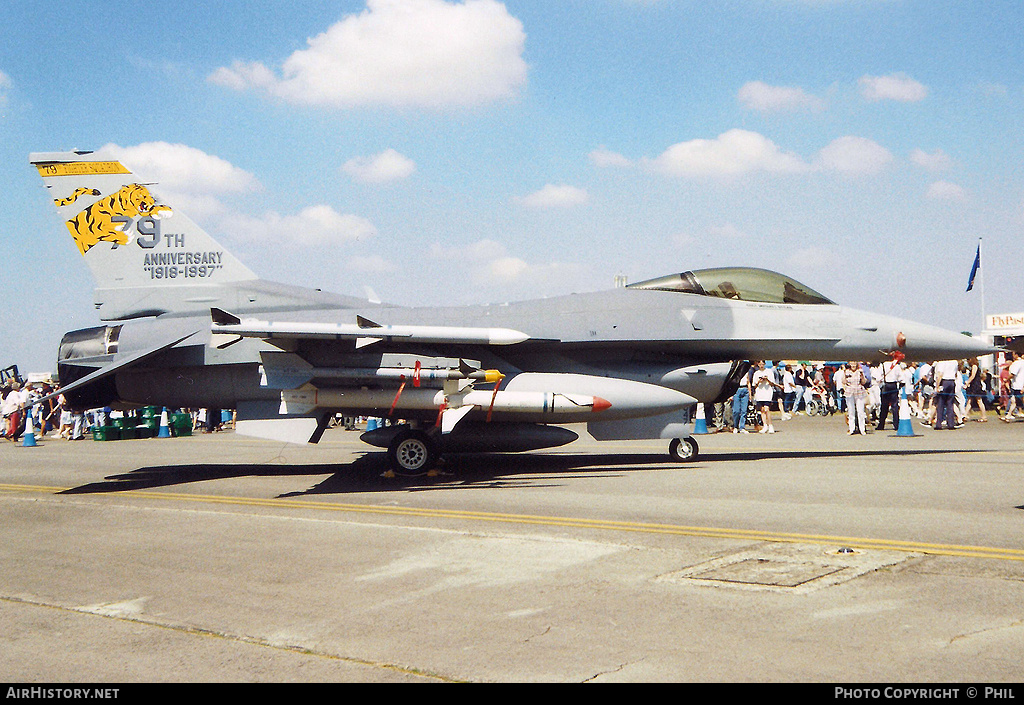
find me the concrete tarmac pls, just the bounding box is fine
[2,412,1023,683]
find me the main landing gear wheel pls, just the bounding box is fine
[668,437,699,462]
[387,429,438,476]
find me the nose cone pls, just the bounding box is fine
[834,307,996,361]
[895,321,996,361]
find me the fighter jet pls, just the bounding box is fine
[30,150,992,473]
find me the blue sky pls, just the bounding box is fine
[2,0,1023,372]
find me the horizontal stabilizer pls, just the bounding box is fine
[48,330,200,403]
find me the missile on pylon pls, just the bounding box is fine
[279,372,695,431]
[502,373,697,419]
[279,385,611,424]
[259,352,503,390]
[213,311,530,348]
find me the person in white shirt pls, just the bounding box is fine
[3,383,26,441]
[917,362,935,421]
[1002,352,1024,421]
[876,357,903,431]
[751,360,782,434]
[954,361,967,424]
[843,362,869,435]
[781,364,796,420]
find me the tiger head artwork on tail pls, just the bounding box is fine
[32,150,257,321]
[61,183,173,255]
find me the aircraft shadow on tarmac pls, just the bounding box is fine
[59,447,984,497]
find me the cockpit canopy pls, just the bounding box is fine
[627,267,834,305]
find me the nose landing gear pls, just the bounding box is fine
[668,436,699,462]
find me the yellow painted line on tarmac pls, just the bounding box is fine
[3,482,1024,562]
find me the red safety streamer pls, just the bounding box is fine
[486,375,505,423]
[388,376,407,417]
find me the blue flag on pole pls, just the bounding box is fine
[966,243,980,292]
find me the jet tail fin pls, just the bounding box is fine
[31,150,257,320]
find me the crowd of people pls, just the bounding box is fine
[710,351,1024,436]
[6,352,1024,443]
[1,380,234,442]
[1,382,62,441]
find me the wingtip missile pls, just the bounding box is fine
[211,317,530,346]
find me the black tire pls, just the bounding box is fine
[387,429,438,475]
[668,437,699,462]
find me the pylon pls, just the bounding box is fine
[897,388,917,437]
[157,407,171,438]
[693,403,708,434]
[21,408,37,447]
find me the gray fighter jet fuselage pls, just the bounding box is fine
[33,150,992,472]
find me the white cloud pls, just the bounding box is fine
[631,131,900,180]
[519,183,589,208]
[96,142,260,194]
[92,142,376,248]
[589,146,633,168]
[209,0,527,109]
[342,149,416,183]
[910,148,952,172]
[208,61,277,92]
[816,135,894,175]
[858,73,928,102]
[234,205,377,246]
[92,142,261,221]
[429,238,584,288]
[647,129,809,178]
[737,81,824,112]
[485,256,530,283]
[926,181,967,202]
[430,240,527,283]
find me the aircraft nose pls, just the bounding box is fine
[892,320,995,360]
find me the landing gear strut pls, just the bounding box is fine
[668,436,699,462]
